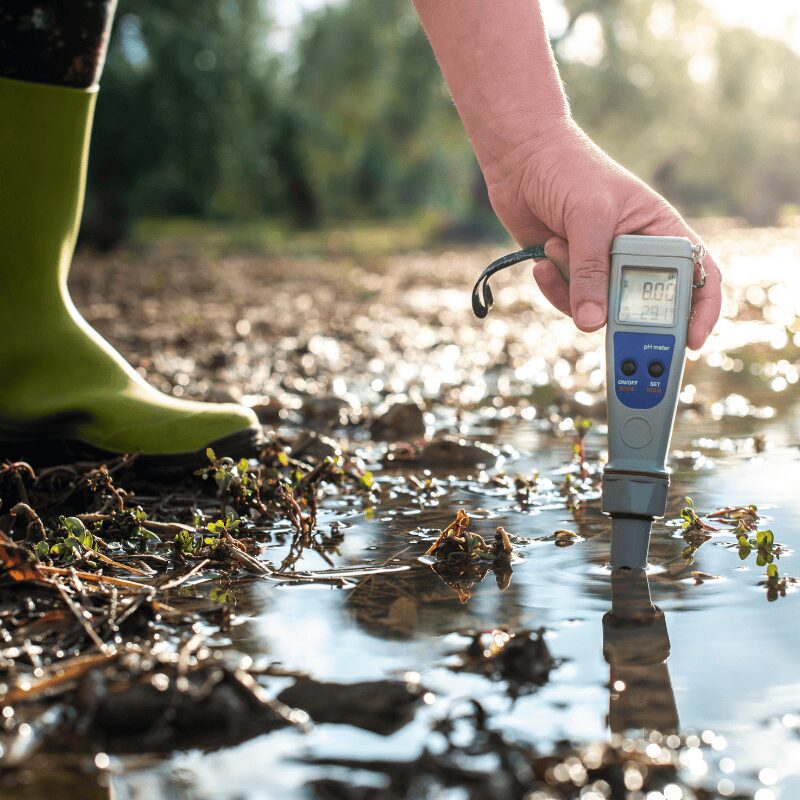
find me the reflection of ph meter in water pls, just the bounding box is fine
[618,267,678,325]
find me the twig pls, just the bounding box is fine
[3,651,118,704]
[38,565,153,592]
[94,551,153,576]
[160,558,211,591]
[51,579,110,654]
[10,503,46,541]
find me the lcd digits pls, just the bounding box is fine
[618,268,678,325]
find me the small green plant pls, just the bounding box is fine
[681,498,794,601]
[736,527,779,566]
[678,498,719,564]
[209,587,231,604]
[204,513,241,548]
[572,418,592,479]
[679,497,718,534]
[118,506,161,547]
[197,448,267,515]
[174,528,198,556]
[360,470,375,489]
[173,512,240,556]
[46,516,96,564]
[33,539,50,561]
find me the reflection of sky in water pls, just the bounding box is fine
[212,445,800,796]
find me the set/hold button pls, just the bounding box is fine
[648,361,665,378]
[620,359,637,376]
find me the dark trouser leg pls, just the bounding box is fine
[0,0,118,88]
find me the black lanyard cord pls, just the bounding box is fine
[471,245,547,318]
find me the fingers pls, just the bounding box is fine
[565,209,614,331]
[686,250,722,350]
[528,201,722,347]
[544,236,570,283]
[639,216,722,350]
[532,236,571,316]
[533,261,571,317]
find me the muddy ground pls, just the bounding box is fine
[2,220,800,799]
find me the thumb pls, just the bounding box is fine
[566,207,615,332]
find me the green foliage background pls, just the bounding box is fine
[84,0,800,245]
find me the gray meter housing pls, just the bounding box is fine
[602,235,694,526]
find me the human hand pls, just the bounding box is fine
[483,121,721,350]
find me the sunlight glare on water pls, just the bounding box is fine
[104,223,800,799]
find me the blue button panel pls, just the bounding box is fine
[613,331,675,409]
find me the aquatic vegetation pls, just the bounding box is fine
[677,497,719,564]
[421,510,515,602]
[678,497,719,535]
[572,417,593,480]
[541,528,580,547]
[677,498,795,599]
[485,470,542,507]
[708,503,760,530]
[0,442,385,702]
[734,530,797,601]
[760,564,798,602]
[735,527,780,566]
[424,509,513,562]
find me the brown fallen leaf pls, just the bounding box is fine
[0,531,44,582]
[691,570,722,584]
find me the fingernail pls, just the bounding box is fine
[576,301,606,330]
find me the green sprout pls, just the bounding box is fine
[46,516,96,564]
[572,418,593,479]
[736,527,778,566]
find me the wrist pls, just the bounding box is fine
[479,112,577,187]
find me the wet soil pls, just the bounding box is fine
[3,221,800,799]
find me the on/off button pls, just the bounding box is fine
[620,359,637,376]
[621,416,653,449]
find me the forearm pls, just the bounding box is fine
[412,0,570,174]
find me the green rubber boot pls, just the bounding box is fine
[0,77,262,468]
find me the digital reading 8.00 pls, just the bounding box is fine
[618,267,677,325]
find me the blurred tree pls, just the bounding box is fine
[287,0,800,228]
[291,0,497,234]
[85,0,316,247]
[554,0,800,224]
[83,0,800,244]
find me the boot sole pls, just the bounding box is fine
[0,426,266,478]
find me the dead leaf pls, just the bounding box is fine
[0,531,44,582]
[691,570,722,584]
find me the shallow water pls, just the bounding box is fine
[126,434,800,799]
[14,223,800,799]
